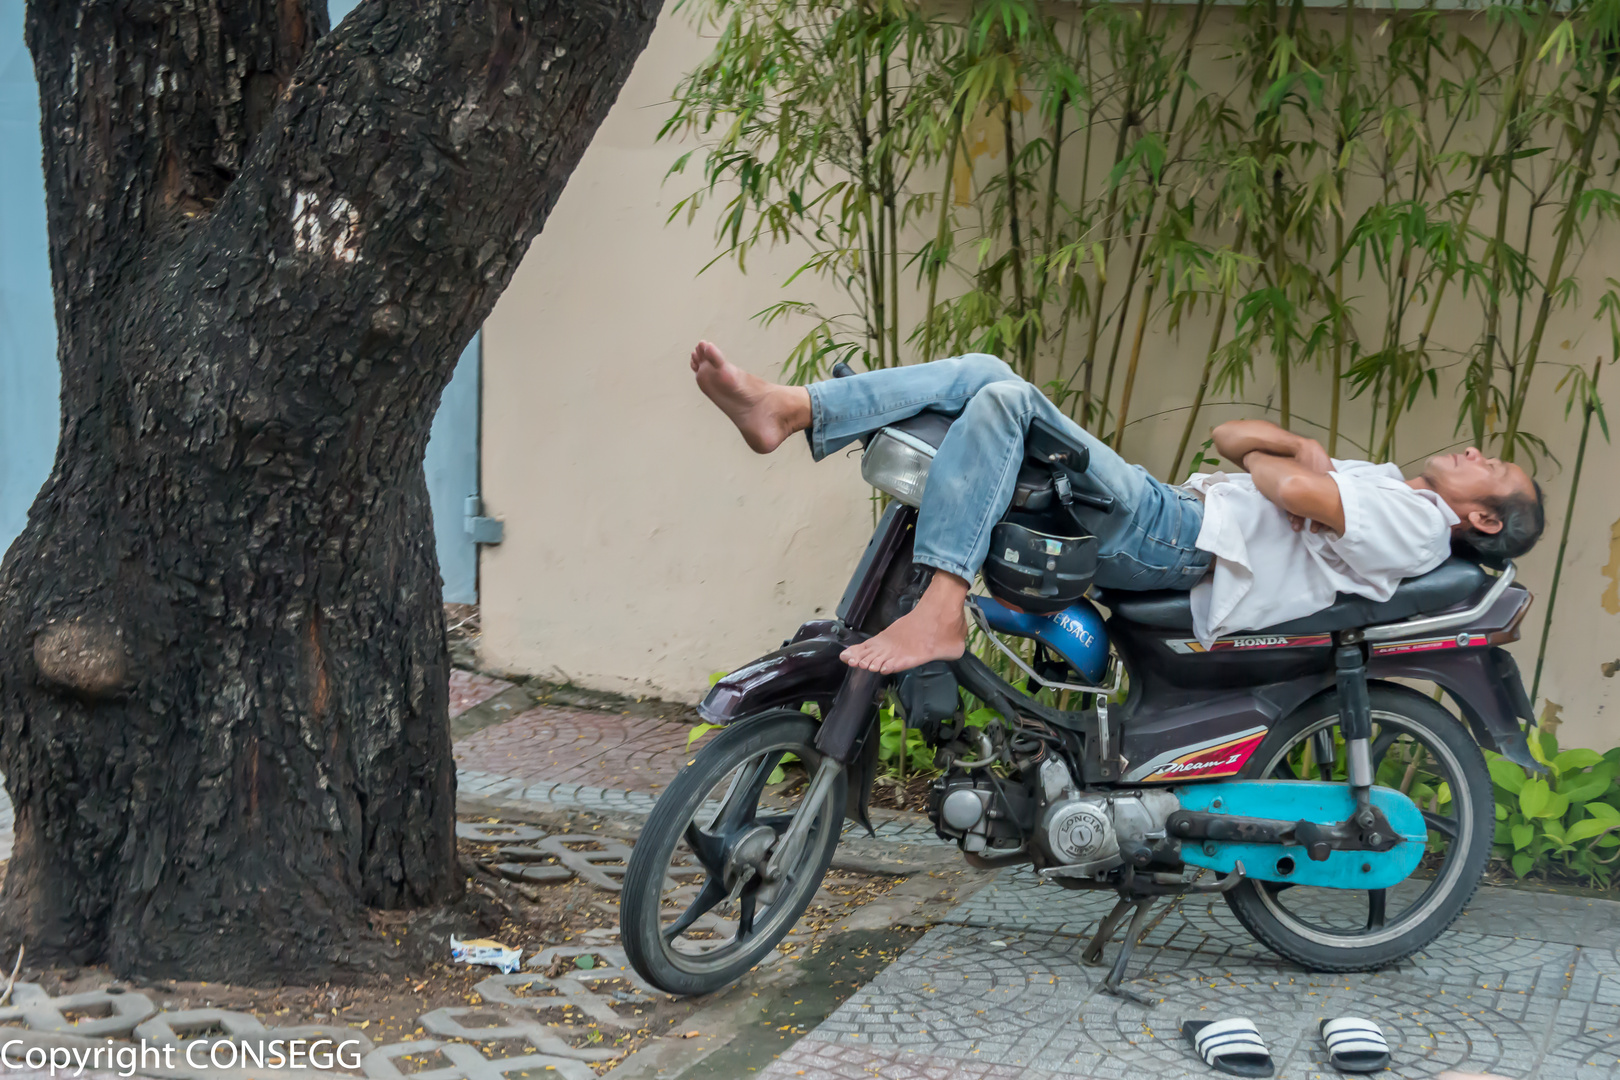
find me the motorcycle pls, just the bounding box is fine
[620,366,1539,1003]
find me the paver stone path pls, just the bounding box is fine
[752,868,1620,1080]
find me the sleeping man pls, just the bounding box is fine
[689,342,1544,673]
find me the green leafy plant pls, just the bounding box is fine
[877,700,936,778]
[1487,729,1620,885]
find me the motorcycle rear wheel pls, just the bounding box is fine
[1223,683,1493,971]
[620,710,845,995]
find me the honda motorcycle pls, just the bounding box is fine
[621,366,1538,1002]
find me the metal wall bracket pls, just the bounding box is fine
[464,495,504,545]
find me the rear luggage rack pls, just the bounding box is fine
[1361,562,1516,643]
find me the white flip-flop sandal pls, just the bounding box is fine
[1182,1017,1275,1078]
[1320,1017,1391,1073]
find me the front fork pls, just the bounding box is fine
[760,667,885,883]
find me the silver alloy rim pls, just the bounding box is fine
[1252,708,1474,949]
[654,736,833,976]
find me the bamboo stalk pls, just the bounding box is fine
[1170,294,1230,479]
[924,116,965,362]
[1532,360,1601,701]
[1329,213,1345,455]
[889,165,901,366]
[1502,48,1620,459]
[1475,27,1537,448]
[1258,0,1295,430]
[1100,0,1209,438]
[1032,78,1068,375]
[882,30,900,368]
[1170,228,1246,479]
[1413,1,1555,372]
[1273,159,1291,430]
[1328,0,1356,457]
[1050,10,1095,402]
[1004,99,1030,376]
[1478,102,1522,448]
[1113,262,1162,449]
[1367,369,1381,457]
[855,33,884,367]
[1080,0,1156,427]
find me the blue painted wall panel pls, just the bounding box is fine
[1,0,482,602]
[0,0,59,554]
[430,338,480,604]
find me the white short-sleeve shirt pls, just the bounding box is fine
[1180,459,1459,646]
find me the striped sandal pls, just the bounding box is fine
[1182,1017,1275,1078]
[1320,1017,1392,1073]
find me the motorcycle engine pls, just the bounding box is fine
[1033,759,1181,875]
[927,756,1181,874]
[927,776,1037,854]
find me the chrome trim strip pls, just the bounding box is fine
[874,425,939,459]
[1361,562,1516,643]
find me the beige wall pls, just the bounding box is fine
[479,14,876,698]
[482,10,1620,749]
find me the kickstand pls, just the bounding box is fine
[1081,895,1159,1008]
[1080,896,1135,966]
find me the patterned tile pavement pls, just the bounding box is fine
[752,867,1620,1080]
[453,703,701,793]
[447,668,515,717]
[456,768,940,847]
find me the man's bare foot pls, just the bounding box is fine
[690,340,811,454]
[841,573,971,675]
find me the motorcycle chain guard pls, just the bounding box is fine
[1176,780,1428,890]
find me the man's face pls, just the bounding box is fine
[1421,447,1533,534]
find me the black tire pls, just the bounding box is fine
[621,710,846,996]
[1223,683,1493,972]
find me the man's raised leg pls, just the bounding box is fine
[841,380,1056,673]
[691,340,812,453]
[691,341,1020,459]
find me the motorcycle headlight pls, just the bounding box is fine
[861,427,935,507]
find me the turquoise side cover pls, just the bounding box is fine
[1177,780,1429,890]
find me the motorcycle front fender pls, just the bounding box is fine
[697,622,862,725]
[1371,646,1540,771]
[697,624,884,836]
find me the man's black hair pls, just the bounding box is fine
[1455,478,1545,562]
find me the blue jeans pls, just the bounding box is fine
[807,354,1212,590]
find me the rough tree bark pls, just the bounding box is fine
[0,0,660,981]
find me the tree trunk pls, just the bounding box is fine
[0,0,660,981]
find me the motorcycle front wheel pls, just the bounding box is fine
[620,709,846,995]
[1223,683,1494,971]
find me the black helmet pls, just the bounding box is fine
[982,519,1097,614]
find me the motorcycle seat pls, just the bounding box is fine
[1093,557,1491,635]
